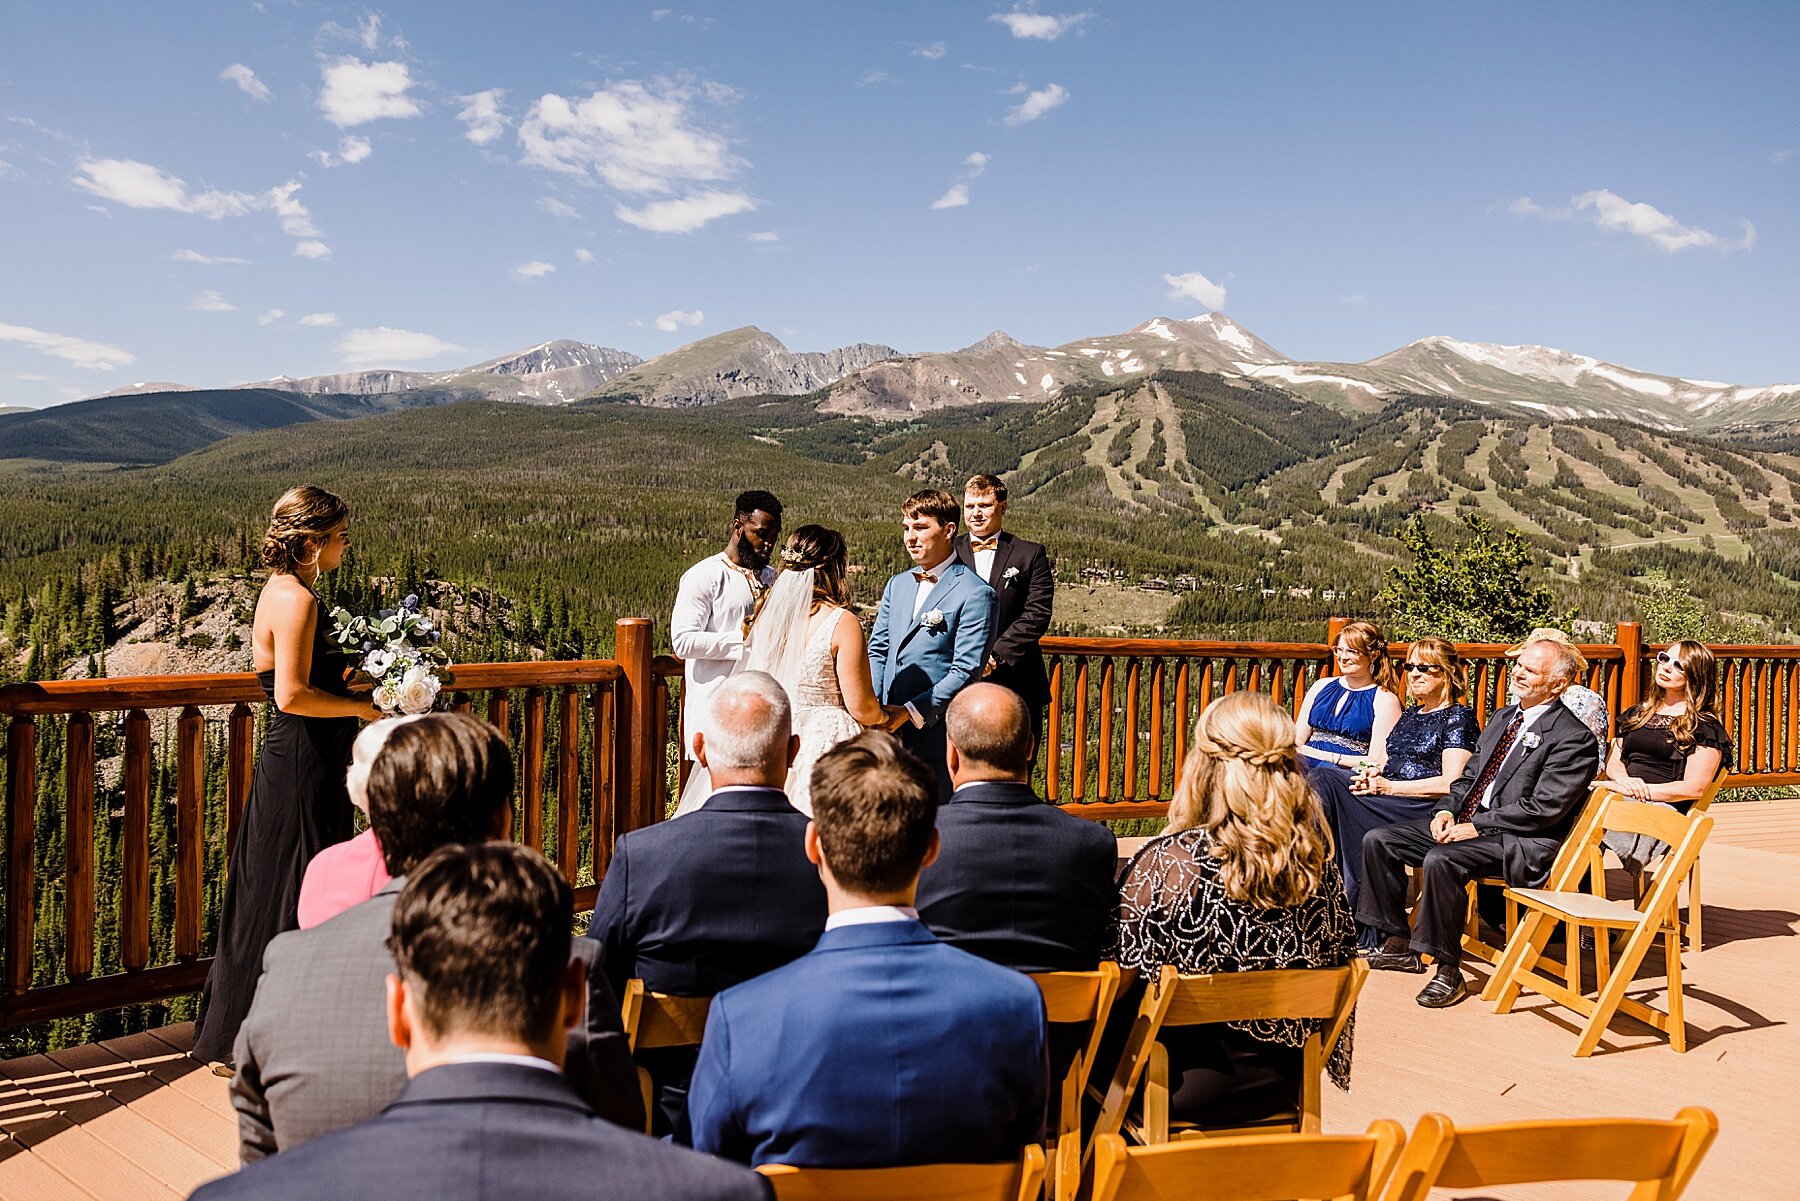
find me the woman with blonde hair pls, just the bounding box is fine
[1106,691,1357,1126]
[194,486,380,1068]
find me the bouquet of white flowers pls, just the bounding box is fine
[329,593,455,715]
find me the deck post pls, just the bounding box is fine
[613,618,659,835]
[1617,621,1644,733]
[1326,616,1348,675]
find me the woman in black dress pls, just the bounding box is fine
[193,486,380,1066]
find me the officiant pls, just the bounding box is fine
[954,473,1054,751]
[671,490,782,762]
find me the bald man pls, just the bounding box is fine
[915,684,1117,973]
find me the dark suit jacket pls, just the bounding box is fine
[954,530,1053,710]
[916,781,1116,973]
[232,880,641,1163]
[1446,702,1598,886]
[195,1062,769,1201]
[688,920,1048,1169]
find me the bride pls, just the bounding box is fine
[676,525,899,815]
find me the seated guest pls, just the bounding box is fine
[1295,621,1402,814]
[1360,640,1598,1008]
[1509,627,1610,760]
[295,716,420,929]
[588,671,827,1136]
[916,683,1117,972]
[688,732,1048,1168]
[193,844,766,1201]
[231,714,640,1163]
[1603,639,1731,874]
[1106,692,1357,1127]
[1314,637,1479,936]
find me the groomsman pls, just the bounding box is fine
[671,490,782,761]
[954,473,1053,745]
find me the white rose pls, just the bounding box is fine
[394,665,441,715]
[363,648,395,678]
[374,680,403,713]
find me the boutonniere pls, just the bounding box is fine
[1520,731,1542,751]
[920,609,946,630]
[1002,566,1021,588]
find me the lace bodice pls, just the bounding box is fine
[790,608,846,709]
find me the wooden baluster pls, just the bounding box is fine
[1045,659,1063,802]
[1736,661,1753,770]
[449,690,472,714]
[1751,660,1768,774]
[1269,662,1284,713]
[1173,661,1191,780]
[1473,660,1490,727]
[4,715,34,995]
[557,686,580,879]
[1122,660,1140,798]
[122,710,151,972]
[521,688,546,853]
[1222,660,1240,697]
[1616,622,1643,721]
[1720,658,1736,743]
[64,713,95,980]
[1245,660,1261,696]
[613,618,658,834]
[1072,660,1090,801]
[175,706,204,959]
[1788,662,1799,776]
[226,702,254,861]
[592,686,616,880]
[1097,660,1115,800]
[487,690,511,735]
[1148,660,1165,799]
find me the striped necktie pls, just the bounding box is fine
[1459,712,1525,821]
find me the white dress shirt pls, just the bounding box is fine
[670,553,774,759]
[441,1052,561,1074]
[970,535,999,583]
[910,553,958,620]
[1478,700,1557,811]
[824,904,920,932]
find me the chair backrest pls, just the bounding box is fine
[1688,761,1730,815]
[619,978,712,1053]
[757,1144,1046,1201]
[1092,1122,1404,1201]
[1382,1108,1718,1201]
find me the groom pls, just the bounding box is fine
[868,489,997,801]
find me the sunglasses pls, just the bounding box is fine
[1655,651,1682,666]
[1401,663,1445,675]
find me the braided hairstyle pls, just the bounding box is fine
[1168,691,1333,908]
[260,485,350,576]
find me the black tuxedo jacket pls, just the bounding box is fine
[587,787,827,999]
[916,780,1117,973]
[1446,702,1599,885]
[953,530,1053,709]
[193,1062,770,1201]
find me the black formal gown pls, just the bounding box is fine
[193,593,358,1063]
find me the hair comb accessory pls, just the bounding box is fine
[780,548,805,565]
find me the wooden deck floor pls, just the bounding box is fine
[1,832,1795,1199]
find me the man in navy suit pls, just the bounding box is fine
[588,671,827,1136]
[688,732,1048,1168]
[868,489,997,802]
[954,474,1054,749]
[192,843,767,1201]
[917,683,1115,974]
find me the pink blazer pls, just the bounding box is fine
[296,829,392,929]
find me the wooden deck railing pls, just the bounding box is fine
[4,616,1796,1030]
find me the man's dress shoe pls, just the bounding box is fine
[1363,947,1425,973]
[1416,972,1467,1008]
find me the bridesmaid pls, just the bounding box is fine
[1294,619,1402,773]
[193,486,380,1068]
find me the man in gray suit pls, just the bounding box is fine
[230,713,640,1162]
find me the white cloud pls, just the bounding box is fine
[747,231,780,243]
[73,158,257,218]
[858,70,891,87]
[1164,270,1226,310]
[189,289,236,312]
[520,79,742,193]
[317,58,422,127]
[336,326,464,367]
[965,151,991,174]
[991,7,1091,40]
[654,308,704,332]
[1003,83,1068,126]
[256,308,284,326]
[299,312,339,327]
[1772,147,1798,165]
[574,247,595,263]
[931,183,970,210]
[357,13,384,51]
[916,42,947,59]
[265,180,320,237]
[1513,188,1755,253]
[539,196,583,220]
[338,135,372,164]
[652,8,672,19]
[1508,196,1543,217]
[614,189,756,233]
[293,240,332,259]
[220,63,271,102]
[456,89,508,146]
[171,248,251,265]
[0,322,135,370]
[514,260,556,280]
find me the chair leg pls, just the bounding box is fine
[1666,925,1687,1053]
[1687,856,1702,951]
[1484,908,1557,1008]
[1575,919,1661,1058]
[1142,1042,1169,1145]
[1595,919,1612,993]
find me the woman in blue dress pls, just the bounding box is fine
[1295,620,1402,774]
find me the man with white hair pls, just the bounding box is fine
[587,671,828,1138]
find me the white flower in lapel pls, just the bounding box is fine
[1520,731,1542,751]
[1002,566,1021,588]
[920,609,946,630]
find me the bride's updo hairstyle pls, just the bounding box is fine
[260,485,350,575]
[779,524,851,609]
[1167,691,1333,908]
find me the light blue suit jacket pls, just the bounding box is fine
[686,920,1048,1168]
[866,562,996,726]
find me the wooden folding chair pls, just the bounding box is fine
[1482,797,1714,1055]
[1381,1108,1719,1201]
[1091,1121,1404,1201]
[756,1144,1046,1201]
[1029,963,1119,1201]
[619,978,712,1134]
[1609,764,1728,950]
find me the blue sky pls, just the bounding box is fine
[2,1,1796,407]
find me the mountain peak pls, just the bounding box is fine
[961,330,1021,353]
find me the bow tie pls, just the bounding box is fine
[911,570,938,584]
[971,536,999,551]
